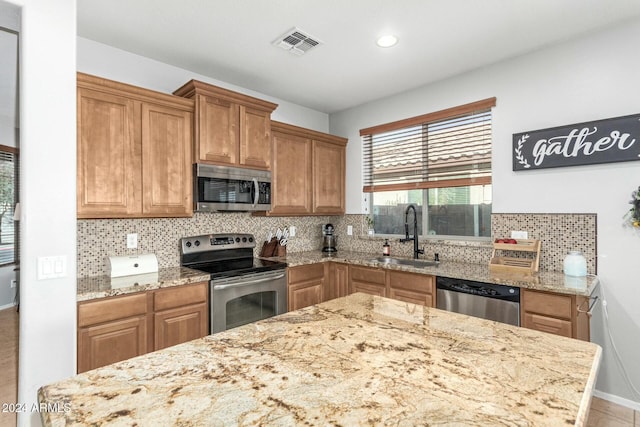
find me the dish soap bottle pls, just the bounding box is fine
[383,239,390,256]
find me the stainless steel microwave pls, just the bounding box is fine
[195,164,271,212]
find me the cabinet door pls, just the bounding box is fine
[141,103,193,216]
[521,289,584,340]
[154,303,208,351]
[270,131,313,215]
[388,271,434,307]
[288,282,323,311]
[78,315,147,373]
[349,266,387,297]
[326,263,349,302]
[77,87,139,217]
[239,105,271,170]
[288,264,325,311]
[196,94,238,165]
[312,140,345,214]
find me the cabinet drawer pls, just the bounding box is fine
[154,282,208,312]
[523,313,573,338]
[522,289,573,319]
[289,264,325,284]
[350,266,386,285]
[388,271,433,294]
[78,293,148,327]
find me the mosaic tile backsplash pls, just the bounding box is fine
[77,212,597,277]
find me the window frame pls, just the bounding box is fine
[361,98,495,241]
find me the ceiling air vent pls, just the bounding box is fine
[273,27,322,56]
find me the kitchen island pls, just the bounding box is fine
[40,293,601,426]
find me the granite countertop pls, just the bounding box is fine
[76,267,210,302]
[77,250,598,302]
[39,293,601,426]
[272,250,599,297]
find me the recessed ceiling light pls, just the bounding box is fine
[376,34,398,48]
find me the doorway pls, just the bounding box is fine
[0,4,20,426]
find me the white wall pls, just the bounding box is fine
[77,37,330,133]
[331,18,640,407]
[10,1,77,426]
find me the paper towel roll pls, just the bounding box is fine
[107,254,159,278]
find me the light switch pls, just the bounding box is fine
[347,225,353,235]
[37,255,67,280]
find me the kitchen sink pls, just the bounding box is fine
[367,257,439,268]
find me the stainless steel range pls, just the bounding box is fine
[180,233,288,334]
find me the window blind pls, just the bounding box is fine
[361,97,495,193]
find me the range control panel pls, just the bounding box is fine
[180,233,256,255]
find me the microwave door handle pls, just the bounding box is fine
[252,178,259,207]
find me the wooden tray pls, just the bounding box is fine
[489,239,541,273]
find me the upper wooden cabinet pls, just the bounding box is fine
[269,121,347,216]
[77,73,194,218]
[173,80,277,170]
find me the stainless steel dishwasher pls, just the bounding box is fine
[436,277,520,326]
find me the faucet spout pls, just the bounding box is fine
[399,204,424,259]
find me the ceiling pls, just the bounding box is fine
[41,1,640,114]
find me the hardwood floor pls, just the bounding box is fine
[0,306,637,426]
[0,306,18,427]
[588,396,640,427]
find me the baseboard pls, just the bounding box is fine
[594,389,640,411]
[0,302,17,311]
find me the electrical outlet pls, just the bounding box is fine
[127,233,138,249]
[511,230,528,239]
[289,226,296,237]
[347,225,353,235]
[10,279,16,288]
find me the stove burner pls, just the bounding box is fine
[180,233,287,277]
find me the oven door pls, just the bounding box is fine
[195,164,271,212]
[210,269,287,334]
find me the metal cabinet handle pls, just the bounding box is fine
[577,296,599,317]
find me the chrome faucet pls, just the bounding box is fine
[399,204,424,259]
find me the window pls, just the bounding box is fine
[0,145,18,265]
[361,98,495,239]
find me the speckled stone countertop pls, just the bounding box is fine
[77,267,210,302]
[39,293,601,426]
[273,250,599,297]
[77,250,598,302]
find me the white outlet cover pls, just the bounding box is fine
[127,233,138,249]
[347,225,353,235]
[289,226,296,237]
[511,230,528,239]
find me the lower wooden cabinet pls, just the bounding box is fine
[388,270,435,307]
[153,283,208,351]
[327,263,349,301]
[521,288,590,341]
[288,264,325,311]
[77,282,208,373]
[349,265,387,297]
[78,314,148,374]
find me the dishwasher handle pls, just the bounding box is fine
[436,277,520,303]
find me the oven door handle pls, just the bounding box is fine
[212,272,286,290]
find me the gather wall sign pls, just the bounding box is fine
[512,114,640,171]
